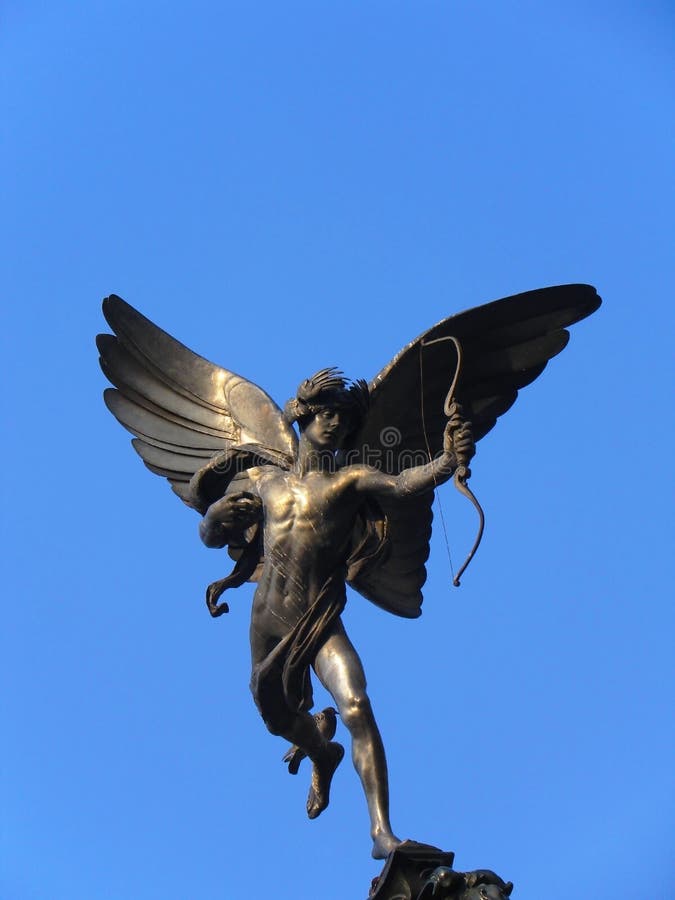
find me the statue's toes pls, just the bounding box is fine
[306,788,322,819]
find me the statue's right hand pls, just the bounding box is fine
[218,491,262,528]
[209,491,262,529]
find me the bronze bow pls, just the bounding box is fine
[420,335,485,586]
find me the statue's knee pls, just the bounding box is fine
[254,701,287,737]
[340,693,371,729]
[261,711,289,737]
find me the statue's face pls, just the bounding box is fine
[303,407,350,451]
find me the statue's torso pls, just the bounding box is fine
[249,466,363,641]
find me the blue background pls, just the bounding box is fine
[2,2,673,898]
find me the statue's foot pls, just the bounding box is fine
[371,831,403,860]
[306,741,344,820]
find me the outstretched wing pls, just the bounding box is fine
[357,283,601,463]
[347,283,601,617]
[97,295,298,509]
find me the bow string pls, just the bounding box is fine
[419,335,485,587]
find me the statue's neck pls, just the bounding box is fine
[296,435,338,475]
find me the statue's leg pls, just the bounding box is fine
[270,709,345,822]
[249,617,344,820]
[313,624,402,860]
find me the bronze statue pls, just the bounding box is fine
[97,284,600,870]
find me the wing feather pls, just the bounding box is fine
[104,390,229,452]
[102,296,236,414]
[463,330,569,380]
[131,439,211,475]
[349,494,433,618]
[97,334,237,435]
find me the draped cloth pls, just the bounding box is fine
[250,572,347,735]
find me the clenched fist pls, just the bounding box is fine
[213,491,263,529]
[200,490,263,549]
[443,401,476,470]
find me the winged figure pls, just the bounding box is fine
[97,284,600,859]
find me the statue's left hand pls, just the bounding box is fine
[443,403,475,469]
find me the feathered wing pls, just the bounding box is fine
[347,494,433,619]
[347,284,602,617]
[97,295,298,512]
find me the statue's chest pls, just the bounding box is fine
[261,472,343,524]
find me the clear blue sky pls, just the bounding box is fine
[2,3,673,898]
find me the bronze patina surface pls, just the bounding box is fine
[98,284,600,886]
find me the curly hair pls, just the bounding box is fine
[284,368,369,438]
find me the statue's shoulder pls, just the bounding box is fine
[327,463,375,495]
[336,461,374,479]
[249,464,286,483]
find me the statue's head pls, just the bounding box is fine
[285,368,369,451]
